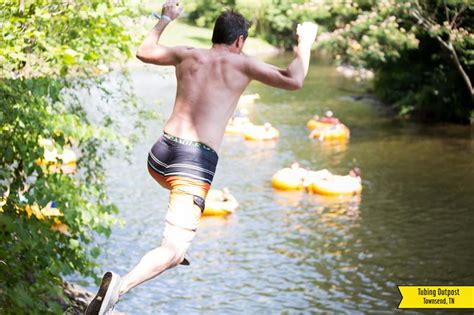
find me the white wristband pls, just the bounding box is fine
[152,12,172,22]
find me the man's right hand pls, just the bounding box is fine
[297,22,318,46]
[161,0,184,21]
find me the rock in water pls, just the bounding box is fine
[62,281,125,314]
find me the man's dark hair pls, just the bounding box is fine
[212,10,250,45]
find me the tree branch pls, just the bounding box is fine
[450,6,466,29]
[19,0,25,16]
[447,42,474,104]
[411,10,451,50]
[444,0,449,24]
[411,6,473,104]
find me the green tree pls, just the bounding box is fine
[0,0,146,312]
[316,0,473,122]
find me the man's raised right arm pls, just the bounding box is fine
[136,0,186,66]
[244,22,318,91]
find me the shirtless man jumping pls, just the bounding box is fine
[86,1,317,313]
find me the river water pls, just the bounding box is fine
[78,55,474,314]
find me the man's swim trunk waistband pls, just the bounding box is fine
[147,133,219,185]
[163,132,217,155]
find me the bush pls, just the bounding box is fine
[185,0,236,28]
[0,1,146,312]
[374,35,472,121]
[319,0,473,122]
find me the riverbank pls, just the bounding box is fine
[63,281,125,314]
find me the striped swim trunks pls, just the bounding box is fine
[147,133,219,261]
[147,132,219,185]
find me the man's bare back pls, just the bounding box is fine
[136,0,318,151]
[165,48,250,150]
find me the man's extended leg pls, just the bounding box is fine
[119,179,207,295]
[118,228,193,295]
[86,134,217,314]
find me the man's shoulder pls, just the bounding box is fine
[179,47,214,59]
[236,53,260,66]
[219,52,256,65]
[173,45,198,54]
[231,54,261,72]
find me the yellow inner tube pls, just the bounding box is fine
[238,93,260,106]
[306,119,334,130]
[309,124,350,141]
[308,176,362,196]
[225,121,254,136]
[271,168,306,191]
[203,189,239,216]
[244,125,279,141]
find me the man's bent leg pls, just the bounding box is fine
[119,178,208,295]
[118,237,191,295]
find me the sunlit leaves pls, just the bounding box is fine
[0,0,142,312]
[0,0,139,79]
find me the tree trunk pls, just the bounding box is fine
[412,7,474,105]
[446,42,474,105]
[19,0,25,15]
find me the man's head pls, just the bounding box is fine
[212,10,250,53]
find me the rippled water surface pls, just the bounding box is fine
[76,55,474,314]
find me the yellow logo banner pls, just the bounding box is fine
[398,286,474,308]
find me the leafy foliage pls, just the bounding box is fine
[185,0,236,28]
[0,0,144,312]
[183,0,360,48]
[184,0,473,122]
[317,0,473,122]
